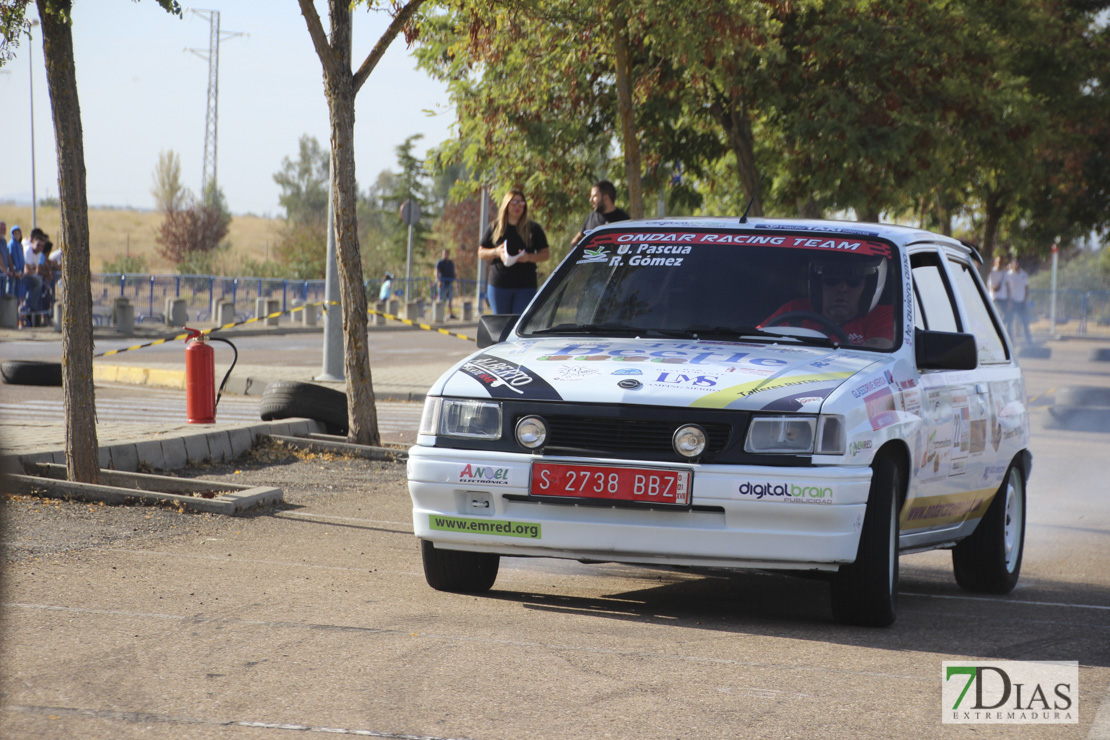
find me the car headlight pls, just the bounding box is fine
[421,397,503,439]
[438,398,502,439]
[515,415,547,449]
[745,415,816,454]
[744,414,845,455]
[673,424,707,459]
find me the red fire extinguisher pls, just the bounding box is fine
[184,327,216,424]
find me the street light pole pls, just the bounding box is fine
[28,19,39,230]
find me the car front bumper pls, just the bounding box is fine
[408,445,873,571]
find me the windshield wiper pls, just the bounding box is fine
[525,323,690,338]
[686,324,840,348]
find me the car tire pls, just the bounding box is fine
[1090,347,1110,363]
[421,540,500,593]
[951,462,1025,594]
[1,360,63,387]
[259,380,348,434]
[831,455,900,627]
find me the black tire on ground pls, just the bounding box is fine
[1054,385,1110,409]
[421,540,500,593]
[0,360,63,387]
[1091,347,1110,363]
[259,380,348,434]
[1018,344,1051,359]
[952,462,1025,594]
[831,455,901,627]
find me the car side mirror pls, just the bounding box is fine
[477,314,520,348]
[915,329,978,370]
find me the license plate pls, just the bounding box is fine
[530,462,691,506]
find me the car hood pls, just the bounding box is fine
[434,337,882,411]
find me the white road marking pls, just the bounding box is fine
[902,591,1110,612]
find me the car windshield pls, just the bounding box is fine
[519,228,900,350]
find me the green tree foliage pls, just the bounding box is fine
[419,0,1109,266]
[274,134,330,227]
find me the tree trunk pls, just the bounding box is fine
[38,0,98,484]
[611,6,643,219]
[981,190,1007,267]
[711,93,762,217]
[325,0,380,446]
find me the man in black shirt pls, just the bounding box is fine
[434,249,458,319]
[570,180,630,246]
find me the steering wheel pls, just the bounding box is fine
[764,311,851,345]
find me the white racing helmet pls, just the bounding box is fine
[809,254,889,316]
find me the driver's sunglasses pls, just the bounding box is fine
[822,276,864,289]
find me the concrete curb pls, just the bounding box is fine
[3,418,325,474]
[10,464,283,515]
[267,433,408,461]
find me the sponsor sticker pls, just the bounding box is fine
[430,515,541,539]
[848,439,873,457]
[457,463,512,486]
[737,481,833,504]
[459,354,562,400]
[942,661,1077,724]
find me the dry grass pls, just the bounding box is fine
[0,203,283,273]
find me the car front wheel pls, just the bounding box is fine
[951,462,1025,594]
[831,455,901,627]
[421,540,500,593]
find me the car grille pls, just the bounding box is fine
[543,415,732,458]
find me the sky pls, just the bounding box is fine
[0,1,455,217]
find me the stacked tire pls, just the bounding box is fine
[1,360,63,387]
[259,381,348,434]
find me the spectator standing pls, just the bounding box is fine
[988,254,1010,326]
[0,221,14,296]
[479,189,549,314]
[1005,258,1034,344]
[434,248,458,319]
[378,272,395,303]
[570,180,631,246]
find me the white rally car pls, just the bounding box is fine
[408,218,1031,626]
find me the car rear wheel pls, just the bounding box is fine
[421,540,500,593]
[952,462,1025,594]
[831,455,900,627]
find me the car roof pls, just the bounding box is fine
[588,216,971,254]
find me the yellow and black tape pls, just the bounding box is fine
[94,299,473,357]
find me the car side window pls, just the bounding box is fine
[947,257,1009,363]
[910,252,960,332]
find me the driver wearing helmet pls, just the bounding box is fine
[761,255,894,348]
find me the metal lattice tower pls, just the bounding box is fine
[186,10,244,204]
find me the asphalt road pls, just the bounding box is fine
[1,326,476,369]
[1,337,1109,738]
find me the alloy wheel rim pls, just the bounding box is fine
[1003,472,1023,572]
